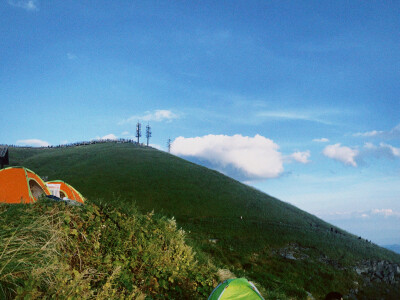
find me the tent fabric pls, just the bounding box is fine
[47,183,61,197]
[46,180,85,204]
[208,278,264,300]
[0,167,50,204]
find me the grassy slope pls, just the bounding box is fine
[0,200,216,299]
[8,143,400,299]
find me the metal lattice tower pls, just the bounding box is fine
[167,138,171,153]
[146,124,151,146]
[136,122,142,144]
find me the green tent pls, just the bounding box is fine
[208,278,264,300]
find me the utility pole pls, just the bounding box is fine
[167,138,171,153]
[136,122,142,144]
[146,124,151,146]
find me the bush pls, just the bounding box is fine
[0,199,217,299]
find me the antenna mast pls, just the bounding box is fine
[136,122,142,144]
[146,124,151,146]
[167,138,171,153]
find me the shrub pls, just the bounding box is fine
[0,200,217,299]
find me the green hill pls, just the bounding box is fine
[6,143,400,299]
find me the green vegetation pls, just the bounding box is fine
[0,199,216,299]
[6,143,400,298]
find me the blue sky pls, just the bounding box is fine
[1,1,399,245]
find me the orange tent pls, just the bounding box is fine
[46,180,85,204]
[0,167,50,204]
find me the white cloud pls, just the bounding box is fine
[119,110,178,124]
[353,124,400,139]
[101,134,117,140]
[60,140,68,145]
[171,134,284,179]
[393,124,400,137]
[319,211,355,220]
[323,143,359,167]
[149,143,163,150]
[8,0,38,11]
[319,208,400,244]
[372,209,400,218]
[313,138,329,143]
[94,134,117,140]
[257,111,332,125]
[363,142,376,150]
[67,53,77,60]
[322,208,400,220]
[363,142,400,158]
[121,131,130,136]
[288,150,311,164]
[380,143,400,157]
[16,139,49,147]
[353,130,384,137]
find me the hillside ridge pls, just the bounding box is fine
[7,142,400,299]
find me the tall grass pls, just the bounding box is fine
[0,203,65,298]
[0,199,217,299]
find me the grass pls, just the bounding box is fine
[7,143,400,299]
[0,203,64,298]
[0,199,217,299]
